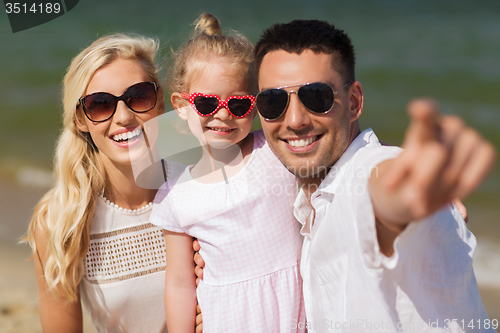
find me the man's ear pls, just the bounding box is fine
[171,92,189,120]
[349,81,363,122]
[75,108,89,132]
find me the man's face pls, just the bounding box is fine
[258,50,362,186]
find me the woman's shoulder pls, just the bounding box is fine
[154,163,191,203]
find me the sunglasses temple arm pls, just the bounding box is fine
[336,81,354,93]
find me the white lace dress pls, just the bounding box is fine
[80,160,184,333]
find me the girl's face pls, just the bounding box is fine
[176,57,255,149]
[76,58,164,170]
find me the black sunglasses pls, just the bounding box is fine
[256,81,352,121]
[78,82,158,122]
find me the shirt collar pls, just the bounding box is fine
[293,128,380,234]
[294,190,314,236]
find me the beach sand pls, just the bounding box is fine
[0,178,499,332]
[0,241,95,333]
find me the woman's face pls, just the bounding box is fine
[76,58,164,170]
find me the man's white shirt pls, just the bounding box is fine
[295,128,492,332]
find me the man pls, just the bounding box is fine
[195,20,496,332]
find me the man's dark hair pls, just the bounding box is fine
[254,20,355,83]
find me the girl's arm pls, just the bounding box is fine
[33,223,84,333]
[163,230,197,333]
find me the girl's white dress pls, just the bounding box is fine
[80,160,184,333]
[151,130,306,333]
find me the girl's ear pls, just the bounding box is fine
[75,108,89,132]
[157,85,166,114]
[171,92,189,120]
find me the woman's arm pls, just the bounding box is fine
[164,230,197,333]
[33,223,84,333]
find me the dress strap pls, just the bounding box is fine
[161,159,167,182]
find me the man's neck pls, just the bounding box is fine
[298,176,323,199]
[298,123,362,200]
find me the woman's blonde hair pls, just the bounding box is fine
[25,34,160,301]
[169,13,257,95]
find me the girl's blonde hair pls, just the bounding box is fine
[170,13,257,95]
[25,34,160,301]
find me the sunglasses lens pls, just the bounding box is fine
[81,82,157,122]
[125,82,157,112]
[227,98,252,117]
[256,89,288,120]
[194,96,219,115]
[83,93,116,122]
[298,82,334,113]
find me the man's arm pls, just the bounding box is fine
[193,239,204,333]
[193,239,205,286]
[370,98,496,256]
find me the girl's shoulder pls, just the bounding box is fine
[251,128,277,161]
[164,159,186,181]
[153,163,190,207]
[251,129,266,150]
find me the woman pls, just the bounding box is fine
[25,34,183,332]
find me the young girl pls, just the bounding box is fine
[151,14,306,332]
[25,34,184,332]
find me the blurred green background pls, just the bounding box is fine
[1,0,499,201]
[0,0,499,326]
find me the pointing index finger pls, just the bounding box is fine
[405,98,442,145]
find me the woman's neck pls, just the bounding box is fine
[102,160,157,210]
